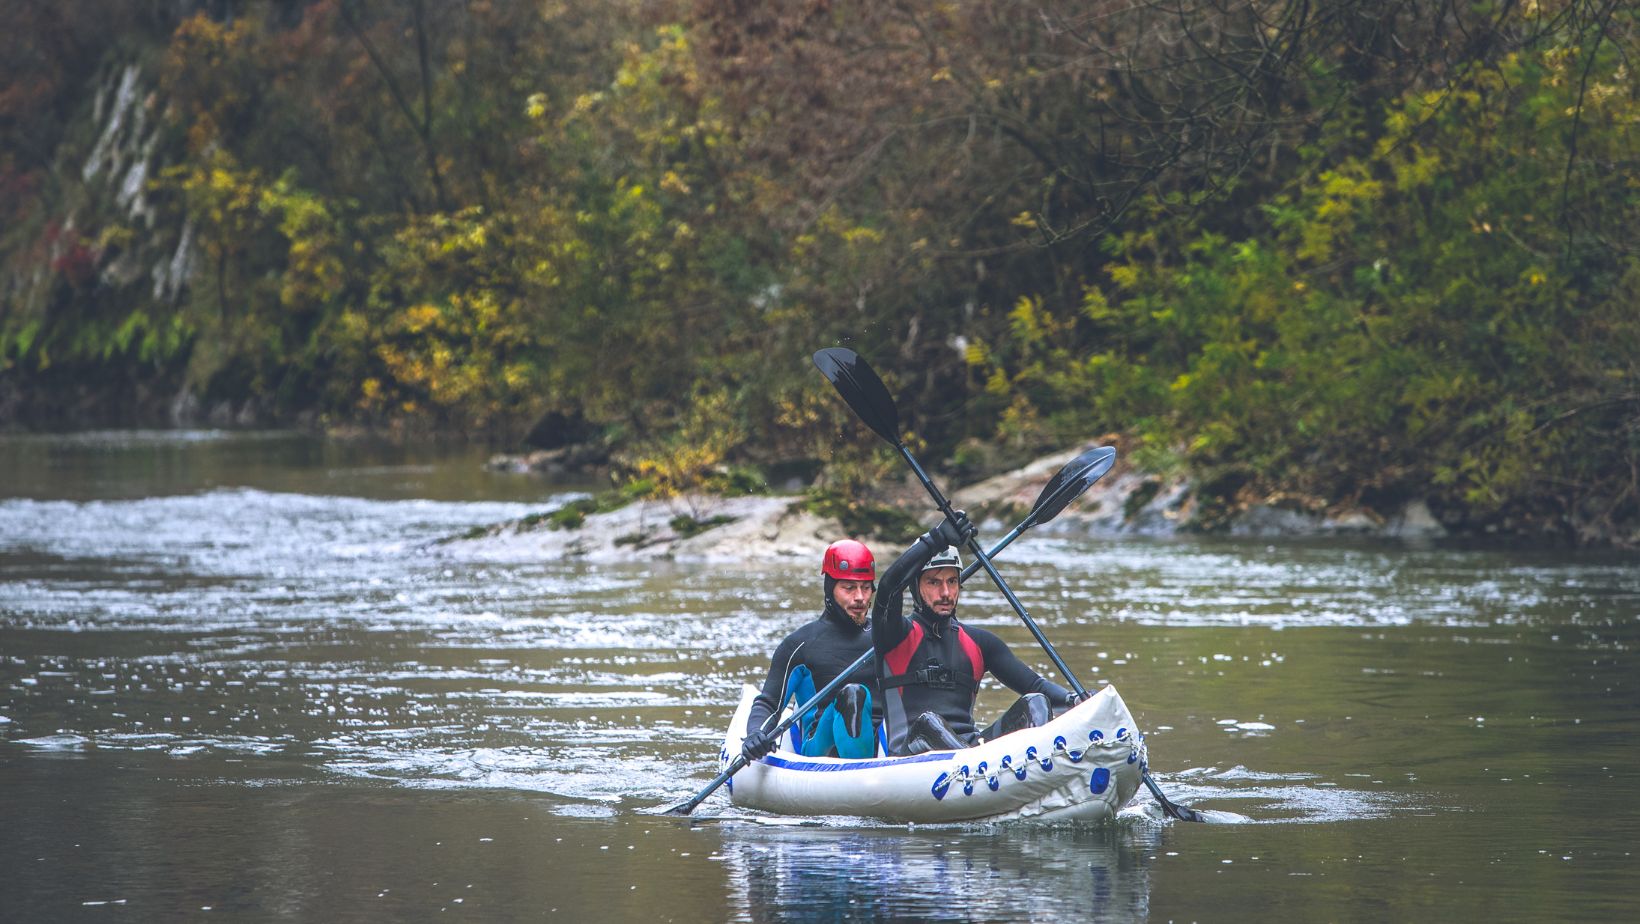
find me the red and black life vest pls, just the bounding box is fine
[877,614,987,753]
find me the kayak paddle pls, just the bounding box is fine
[812,347,1206,823]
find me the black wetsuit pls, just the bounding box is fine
[745,606,876,738]
[871,535,1072,754]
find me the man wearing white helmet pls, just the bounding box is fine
[871,511,1077,755]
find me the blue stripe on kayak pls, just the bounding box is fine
[763,752,954,772]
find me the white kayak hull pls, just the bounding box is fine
[722,683,1146,823]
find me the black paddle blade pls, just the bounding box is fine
[812,348,901,445]
[1027,446,1117,528]
[1170,804,1209,823]
[1143,772,1208,823]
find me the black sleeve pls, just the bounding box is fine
[746,632,805,735]
[876,531,941,601]
[870,589,909,657]
[970,627,1075,706]
[870,531,945,656]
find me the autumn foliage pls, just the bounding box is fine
[0,0,1636,544]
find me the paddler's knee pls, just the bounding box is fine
[834,683,869,738]
[1017,691,1051,730]
[978,692,1053,743]
[902,711,965,755]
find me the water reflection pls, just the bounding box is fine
[714,822,1157,923]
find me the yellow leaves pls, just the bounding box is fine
[660,170,691,195]
[997,394,1044,450]
[401,304,442,335]
[654,23,690,54]
[1009,295,1046,346]
[628,384,744,499]
[1583,64,1627,106]
[1324,166,1380,199]
[841,225,883,246]
[501,363,532,391]
[772,388,829,431]
[1080,285,1112,321]
[1376,139,1442,191]
[1107,264,1140,290]
[963,341,989,366]
[1541,45,1573,77]
[807,207,885,250]
[337,310,370,339]
[1009,211,1036,229]
[1315,169,1382,218]
[1298,164,1384,263]
[931,67,953,83]
[525,92,548,120]
[358,283,535,421]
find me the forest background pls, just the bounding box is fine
[1,0,1636,546]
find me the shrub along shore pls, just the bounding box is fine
[448,445,1453,564]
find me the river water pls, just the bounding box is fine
[2,431,1636,921]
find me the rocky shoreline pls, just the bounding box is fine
[443,445,1450,563]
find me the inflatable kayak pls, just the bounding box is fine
[720,682,1146,823]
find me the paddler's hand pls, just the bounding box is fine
[1046,683,1081,713]
[740,728,777,763]
[928,509,976,550]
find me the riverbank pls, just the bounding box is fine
[445,445,1452,563]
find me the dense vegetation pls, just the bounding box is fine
[1,1,1636,544]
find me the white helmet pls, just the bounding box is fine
[922,545,963,573]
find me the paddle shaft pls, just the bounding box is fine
[959,523,1026,584]
[894,443,1089,698]
[671,757,747,817]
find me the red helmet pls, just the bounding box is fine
[821,539,876,581]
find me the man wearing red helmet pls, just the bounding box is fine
[740,539,880,762]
